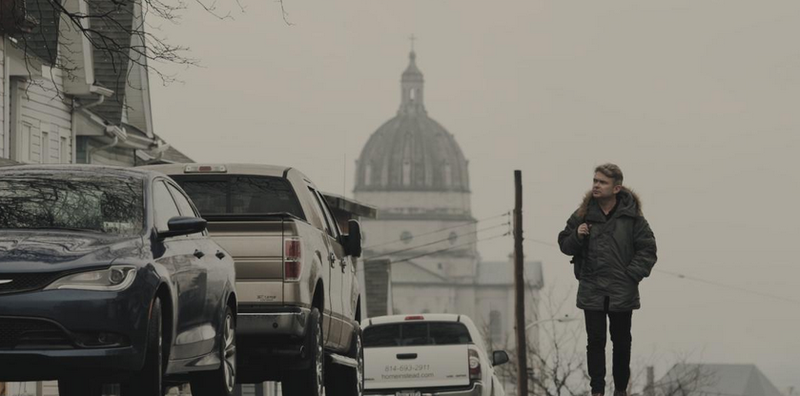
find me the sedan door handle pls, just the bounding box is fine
[193,249,205,258]
[215,251,226,259]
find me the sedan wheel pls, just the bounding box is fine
[190,306,237,396]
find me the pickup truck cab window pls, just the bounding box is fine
[308,186,338,238]
[172,175,305,219]
[316,191,343,238]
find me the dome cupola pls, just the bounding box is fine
[354,51,470,193]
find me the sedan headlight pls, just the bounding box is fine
[45,266,137,291]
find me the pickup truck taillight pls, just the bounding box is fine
[468,349,482,382]
[284,238,302,281]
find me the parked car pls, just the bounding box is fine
[141,163,364,396]
[362,314,508,396]
[0,165,237,396]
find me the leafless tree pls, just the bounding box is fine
[487,286,717,396]
[650,359,719,396]
[486,286,587,396]
[1,0,289,89]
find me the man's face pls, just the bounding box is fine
[592,172,621,200]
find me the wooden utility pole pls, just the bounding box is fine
[513,170,528,396]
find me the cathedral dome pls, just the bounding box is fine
[354,51,470,193]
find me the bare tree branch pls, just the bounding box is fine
[485,287,718,396]
[4,0,282,103]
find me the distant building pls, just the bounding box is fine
[353,49,544,361]
[655,364,783,396]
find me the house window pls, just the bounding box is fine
[18,123,32,163]
[41,131,50,163]
[61,136,69,163]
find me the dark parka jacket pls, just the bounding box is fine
[558,188,657,311]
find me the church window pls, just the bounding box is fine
[443,163,452,187]
[490,310,502,344]
[364,164,372,186]
[403,159,412,186]
[425,166,433,186]
[448,231,458,245]
[400,231,413,244]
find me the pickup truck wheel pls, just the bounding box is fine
[283,307,324,396]
[121,297,165,396]
[327,327,364,396]
[190,306,237,396]
[57,379,102,396]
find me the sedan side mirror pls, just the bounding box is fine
[341,219,362,258]
[492,350,509,366]
[158,216,207,239]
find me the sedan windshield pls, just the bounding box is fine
[0,173,144,236]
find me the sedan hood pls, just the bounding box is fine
[0,231,145,273]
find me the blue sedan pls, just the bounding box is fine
[0,165,237,396]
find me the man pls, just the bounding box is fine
[558,164,657,396]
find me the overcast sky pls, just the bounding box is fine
[150,0,800,390]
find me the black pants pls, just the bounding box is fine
[584,305,633,394]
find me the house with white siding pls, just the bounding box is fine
[2,1,191,395]
[2,0,191,169]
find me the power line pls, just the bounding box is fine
[528,237,559,248]
[364,210,511,249]
[388,232,511,265]
[365,222,510,261]
[524,237,800,304]
[654,269,800,304]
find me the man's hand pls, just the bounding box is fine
[577,223,591,240]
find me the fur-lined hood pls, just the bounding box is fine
[576,186,643,219]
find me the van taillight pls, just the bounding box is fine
[468,349,482,381]
[284,238,302,281]
[405,315,425,321]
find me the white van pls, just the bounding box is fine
[362,314,508,396]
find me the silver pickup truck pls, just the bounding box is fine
[141,164,363,396]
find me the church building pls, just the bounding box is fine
[353,49,544,357]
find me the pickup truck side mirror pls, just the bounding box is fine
[157,216,207,239]
[492,350,509,366]
[342,219,362,258]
